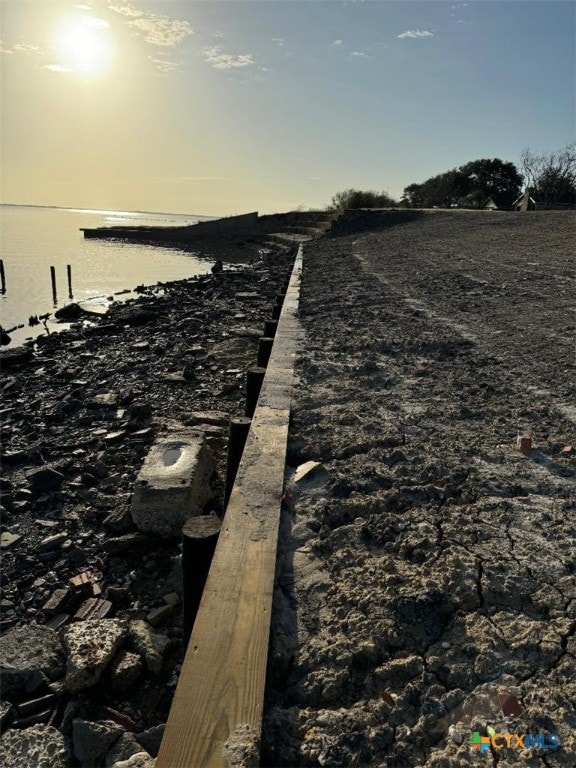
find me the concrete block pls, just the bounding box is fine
[131,431,214,537]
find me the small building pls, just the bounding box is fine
[481,194,515,211]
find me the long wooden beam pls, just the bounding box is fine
[156,246,303,768]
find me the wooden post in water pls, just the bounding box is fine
[0,260,5,293]
[224,417,252,508]
[182,516,222,647]
[50,266,57,306]
[67,265,73,299]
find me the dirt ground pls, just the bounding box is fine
[263,211,576,767]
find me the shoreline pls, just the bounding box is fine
[0,235,297,762]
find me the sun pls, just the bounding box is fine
[54,14,114,75]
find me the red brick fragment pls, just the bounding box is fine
[73,597,113,621]
[42,588,70,616]
[517,433,532,455]
[69,570,93,591]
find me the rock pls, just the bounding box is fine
[131,431,215,537]
[103,534,153,554]
[72,719,123,766]
[185,410,230,427]
[145,604,174,627]
[0,532,22,549]
[182,363,196,381]
[109,651,142,692]
[0,346,33,368]
[27,467,65,493]
[135,725,165,758]
[62,619,126,693]
[55,303,89,320]
[39,533,67,552]
[0,725,71,768]
[114,307,154,326]
[0,625,64,698]
[128,621,171,675]
[128,403,153,421]
[1,449,30,465]
[110,751,155,768]
[0,700,14,730]
[88,393,119,409]
[105,733,145,767]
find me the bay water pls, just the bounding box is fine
[0,205,218,346]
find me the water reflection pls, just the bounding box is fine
[0,205,215,341]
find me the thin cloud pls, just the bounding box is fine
[397,30,434,39]
[202,45,256,70]
[271,37,285,47]
[149,56,179,74]
[109,1,194,46]
[108,1,141,17]
[127,16,194,46]
[332,39,344,46]
[1,41,43,55]
[43,64,75,73]
[350,50,369,57]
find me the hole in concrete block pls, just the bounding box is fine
[163,445,183,467]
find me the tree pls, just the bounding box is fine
[459,158,523,200]
[520,143,576,207]
[402,183,424,208]
[329,188,397,211]
[402,158,523,209]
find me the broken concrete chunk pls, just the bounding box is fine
[72,719,123,767]
[109,651,142,692]
[131,430,214,537]
[135,725,165,758]
[0,725,72,768]
[110,752,155,768]
[62,619,126,693]
[105,733,145,767]
[128,620,170,675]
[0,625,64,698]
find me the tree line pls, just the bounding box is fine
[327,143,576,211]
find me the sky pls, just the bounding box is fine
[1,0,574,216]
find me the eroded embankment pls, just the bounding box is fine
[263,211,576,768]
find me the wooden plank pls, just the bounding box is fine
[157,247,303,768]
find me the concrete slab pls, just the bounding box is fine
[131,431,214,537]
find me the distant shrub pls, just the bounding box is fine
[328,188,397,212]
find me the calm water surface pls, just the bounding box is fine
[0,205,217,345]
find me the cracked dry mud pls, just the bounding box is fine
[263,211,576,767]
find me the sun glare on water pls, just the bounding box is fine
[54,14,114,75]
